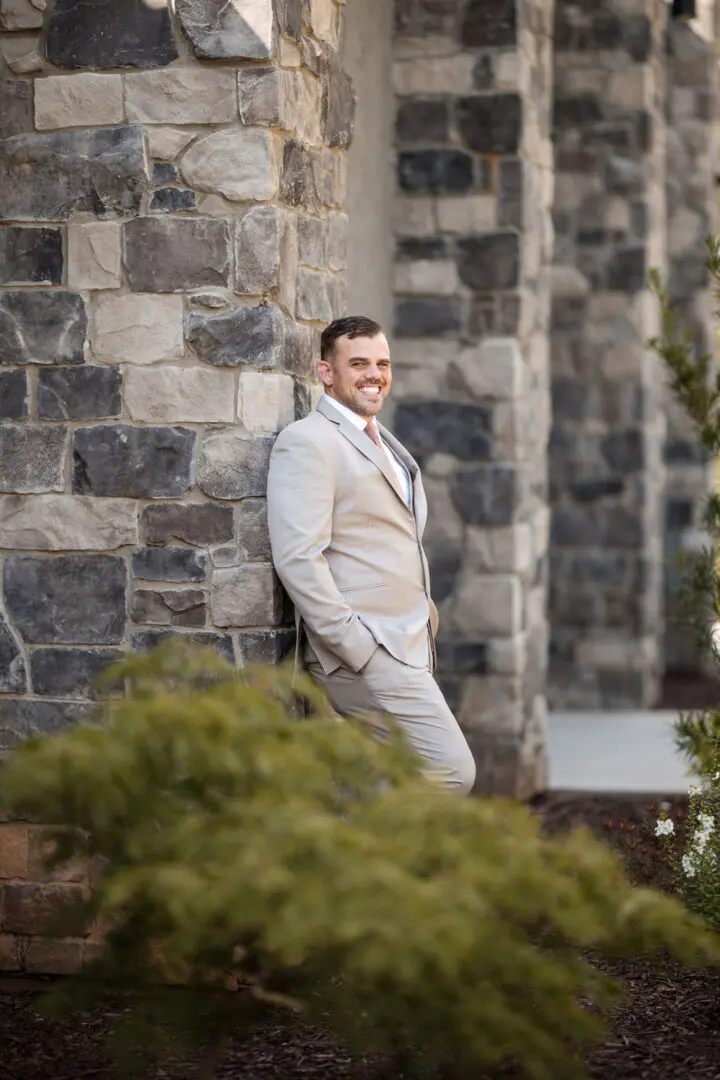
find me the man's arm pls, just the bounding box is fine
[267,426,377,672]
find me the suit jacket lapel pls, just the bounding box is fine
[317,398,410,510]
[379,424,427,534]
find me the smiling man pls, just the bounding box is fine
[266,315,476,795]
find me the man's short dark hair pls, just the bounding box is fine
[321,316,383,362]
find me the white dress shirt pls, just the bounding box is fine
[320,394,413,507]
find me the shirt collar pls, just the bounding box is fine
[320,393,373,433]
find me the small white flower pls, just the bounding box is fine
[682,854,698,878]
[697,812,715,831]
[689,784,703,797]
[655,818,675,837]
[714,772,720,781]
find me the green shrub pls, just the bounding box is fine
[1,641,717,1080]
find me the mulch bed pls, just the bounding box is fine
[3,792,720,1080]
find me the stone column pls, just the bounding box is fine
[663,19,717,671]
[390,0,555,796]
[549,0,668,709]
[0,0,354,757]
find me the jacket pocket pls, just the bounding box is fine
[341,582,388,595]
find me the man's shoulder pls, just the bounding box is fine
[272,409,336,449]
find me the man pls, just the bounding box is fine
[266,315,475,795]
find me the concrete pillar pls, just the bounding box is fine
[390,0,555,796]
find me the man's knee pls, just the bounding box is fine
[435,742,476,796]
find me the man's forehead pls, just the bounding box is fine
[336,333,390,359]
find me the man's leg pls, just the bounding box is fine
[308,647,476,796]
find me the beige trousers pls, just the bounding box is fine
[307,645,476,796]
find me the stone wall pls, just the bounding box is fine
[390,0,555,797]
[0,0,354,972]
[663,19,717,671]
[548,0,668,709]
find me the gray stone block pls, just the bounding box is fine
[394,402,493,461]
[211,564,282,627]
[235,205,290,295]
[0,127,149,221]
[238,628,295,666]
[396,100,450,145]
[176,0,273,60]
[281,139,323,211]
[0,370,28,421]
[198,433,273,500]
[152,163,178,185]
[322,47,356,150]
[436,641,488,675]
[428,543,463,603]
[458,234,520,291]
[4,554,127,644]
[142,503,234,547]
[0,699,93,750]
[149,188,197,213]
[0,78,32,139]
[132,589,207,628]
[45,0,178,69]
[398,150,474,194]
[236,498,271,561]
[132,547,208,583]
[0,291,86,366]
[125,217,231,293]
[458,95,522,154]
[187,304,285,368]
[38,367,122,421]
[607,247,646,291]
[451,466,520,526]
[0,425,67,494]
[394,298,463,338]
[461,0,515,47]
[131,629,234,665]
[601,429,645,473]
[0,612,26,694]
[0,227,63,286]
[73,425,196,499]
[31,647,124,698]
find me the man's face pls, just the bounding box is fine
[318,333,392,419]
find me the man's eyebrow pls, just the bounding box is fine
[349,355,392,362]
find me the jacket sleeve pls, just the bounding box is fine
[266,426,377,672]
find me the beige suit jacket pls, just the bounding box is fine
[267,396,439,676]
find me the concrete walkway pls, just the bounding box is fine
[548,710,700,794]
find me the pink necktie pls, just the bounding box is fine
[365,420,384,452]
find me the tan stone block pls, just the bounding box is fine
[35,73,124,130]
[280,37,302,67]
[27,828,87,884]
[68,223,122,290]
[394,259,458,297]
[489,635,527,676]
[1,35,43,74]
[465,526,533,574]
[25,938,84,975]
[393,196,436,237]
[394,35,457,60]
[211,564,281,627]
[447,338,523,401]
[181,129,276,202]
[495,49,519,91]
[0,495,138,551]
[238,371,295,434]
[146,125,199,161]
[460,675,524,735]
[436,195,496,234]
[0,0,45,31]
[125,68,237,124]
[309,0,338,45]
[1,883,85,936]
[0,824,28,880]
[92,294,184,364]
[0,934,22,971]
[549,264,589,299]
[393,55,474,96]
[124,367,235,424]
[607,66,652,109]
[451,573,523,637]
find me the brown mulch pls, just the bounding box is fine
[2,792,720,1080]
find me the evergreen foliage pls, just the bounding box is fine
[1,641,717,1080]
